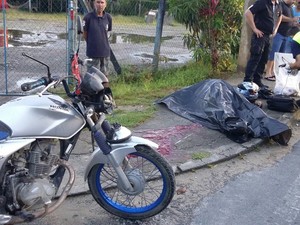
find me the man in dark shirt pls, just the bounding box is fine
[243,0,282,88]
[83,0,112,77]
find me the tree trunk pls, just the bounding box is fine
[237,0,256,73]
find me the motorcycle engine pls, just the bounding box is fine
[16,178,56,210]
[6,140,59,211]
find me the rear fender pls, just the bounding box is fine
[84,136,158,180]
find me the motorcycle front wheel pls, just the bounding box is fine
[87,145,175,220]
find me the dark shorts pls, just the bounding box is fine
[291,40,300,58]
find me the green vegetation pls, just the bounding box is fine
[108,107,156,128]
[192,151,211,160]
[4,8,146,24]
[5,9,67,21]
[168,0,243,72]
[112,15,146,25]
[107,61,232,128]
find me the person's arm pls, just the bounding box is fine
[83,31,87,41]
[289,54,300,69]
[281,14,298,23]
[245,8,264,38]
[82,15,89,41]
[272,15,282,36]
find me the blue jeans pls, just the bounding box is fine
[268,33,291,60]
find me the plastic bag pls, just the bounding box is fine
[273,52,300,96]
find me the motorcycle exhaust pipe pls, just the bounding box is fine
[4,159,75,224]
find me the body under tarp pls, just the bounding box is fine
[156,79,291,145]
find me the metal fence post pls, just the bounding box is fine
[67,0,77,83]
[1,0,8,94]
[152,0,166,73]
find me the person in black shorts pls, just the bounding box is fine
[243,0,282,89]
[83,0,112,77]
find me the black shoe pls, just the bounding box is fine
[254,82,269,89]
[260,84,269,89]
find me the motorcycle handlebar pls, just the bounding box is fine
[21,77,50,92]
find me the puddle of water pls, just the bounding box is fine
[110,33,173,44]
[7,29,174,46]
[5,29,191,62]
[7,29,57,47]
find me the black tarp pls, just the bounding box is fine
[156,79,291,145]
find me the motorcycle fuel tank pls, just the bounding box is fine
[0,95,86,139]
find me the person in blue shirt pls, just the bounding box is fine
[264,0,296,81]
[83,0,112,77]
[291,0,300,33]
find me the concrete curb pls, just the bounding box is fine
[177,138,264,173]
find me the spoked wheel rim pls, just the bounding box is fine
[95,152,168,213]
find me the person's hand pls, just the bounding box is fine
[291,17,299,26]
[253,28,264,38]
[272,28,278,37]
[292,17,298,23]
[287,63,298,75]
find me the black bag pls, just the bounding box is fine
[223,117,252,143]
[258,87,273,99]
[266,95,299,113]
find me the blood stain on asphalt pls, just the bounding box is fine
[135,124,202,155]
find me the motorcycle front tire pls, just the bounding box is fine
[87,145,175,220]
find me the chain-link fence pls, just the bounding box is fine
[0,0,191,95]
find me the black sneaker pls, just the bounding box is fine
[254,82,269,89]
[261,84,269,89]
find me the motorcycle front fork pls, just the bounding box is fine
[85,109,134,192]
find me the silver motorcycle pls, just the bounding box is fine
[0,53,175,224]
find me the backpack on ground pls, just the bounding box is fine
[266,95,300,113]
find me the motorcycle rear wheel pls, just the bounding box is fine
[87,145,175,220]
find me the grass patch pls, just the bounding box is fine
[5,9,182,27]
[107,106,156,128]
[5,9,151,25]
[108,61,228,127]
[192,152,211,160]
[5,9,67,22]
[112,15,146,25]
